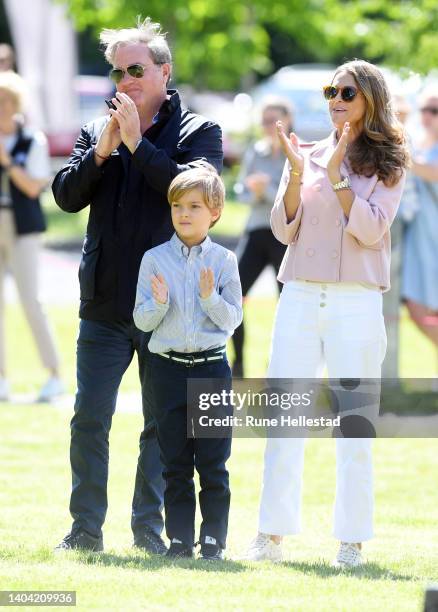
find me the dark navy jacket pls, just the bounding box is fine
[0,127,46,235]
[52,90,223,322]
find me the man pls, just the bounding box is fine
[52,17,223,553]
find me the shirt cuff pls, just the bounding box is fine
[199,290,220,308]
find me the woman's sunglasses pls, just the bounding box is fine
[323,85,359,102]
[420,107,438,116]
[109,63,149,84]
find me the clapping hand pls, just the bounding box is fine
[109,93,142,153]
[151,273,168,304]
[327,121,350,178]
[200,267,215,299]
[276,121,304,175]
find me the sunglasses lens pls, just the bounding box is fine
[342,87,357,102]
[127,64,145,78]
[323,86,337,100]
[110,69,123,83]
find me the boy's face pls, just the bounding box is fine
[171,188,220,246]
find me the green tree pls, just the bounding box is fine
[60,0,438,89]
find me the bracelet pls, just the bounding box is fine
[289,167,302,177]
[94,148,110,161]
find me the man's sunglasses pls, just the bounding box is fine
[109,63,154,84]
[420,106,438,116]
[323,85,359,102]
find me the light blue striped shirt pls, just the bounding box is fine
[133,233,243,353]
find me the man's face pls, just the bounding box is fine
[112,43,170,114]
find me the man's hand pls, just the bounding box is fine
[110,93,142,153]
[151,273,168,304]
[327,122,350,183]
[200,267,215,299]
[94,116,122,166]
[245,173,270,198]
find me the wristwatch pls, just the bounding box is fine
[332,176,351,191]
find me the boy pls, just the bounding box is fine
[133,163,242,560]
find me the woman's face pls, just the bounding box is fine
[328,70,366,132]
[262,108,290,139]
[419,96,438,136]
[0,89,17,123]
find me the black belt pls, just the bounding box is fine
[157,345,226,367]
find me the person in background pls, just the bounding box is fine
[0,44,15,72]
[0,71,63,401]
[381,95,419,379]
[231,99,292,377]
[402,87,438,358]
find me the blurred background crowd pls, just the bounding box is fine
[0,0,438,398]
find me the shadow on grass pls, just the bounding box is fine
[71,551,248,574]
[280,560,414,581]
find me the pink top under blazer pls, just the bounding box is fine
[271,131,406,291]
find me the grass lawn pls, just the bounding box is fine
[1,296,437,610]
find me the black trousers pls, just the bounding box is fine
[148,351,232,549]
[232,228,286,364]
[70,319,164,538]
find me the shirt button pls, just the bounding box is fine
[311,216,319,225]
[306,248,315,257]
[314,184,322,191]
[332,250,339,259]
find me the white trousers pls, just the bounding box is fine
[0,209,60,374]
[258,280,387,542]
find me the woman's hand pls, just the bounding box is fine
[151,273,168,304]
[200,267,215,299]
[276,121,304,175]
[327,122,350,181]
[110,93,142,153]
[0,141,11,167]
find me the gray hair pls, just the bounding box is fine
[100,16,172,67]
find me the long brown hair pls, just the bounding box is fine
[333,60,410,186]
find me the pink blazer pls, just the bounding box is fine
[271,131,406,291]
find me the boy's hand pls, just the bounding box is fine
[200,267,215,299]
[151,273,168,304]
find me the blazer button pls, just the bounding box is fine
[311,216,319,225]
[307,248,315,257]
[314,184,322,191]
[332,250,339,259]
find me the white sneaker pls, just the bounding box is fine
[333,543,363,568]
[0,378,10,401]
[38,377,65,402]
[240,533,283,562]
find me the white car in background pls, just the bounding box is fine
[251,64,336,143]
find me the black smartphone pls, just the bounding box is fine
[105,98,116,111]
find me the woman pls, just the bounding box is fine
[242,60,408,567]
[402,87,438,354]
[0,71,63,401]
[231,99,292,377]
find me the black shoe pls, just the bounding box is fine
[54,529,103,552]
[133,527,167,555]
[165,539,194,559]
[199,536,224,561]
